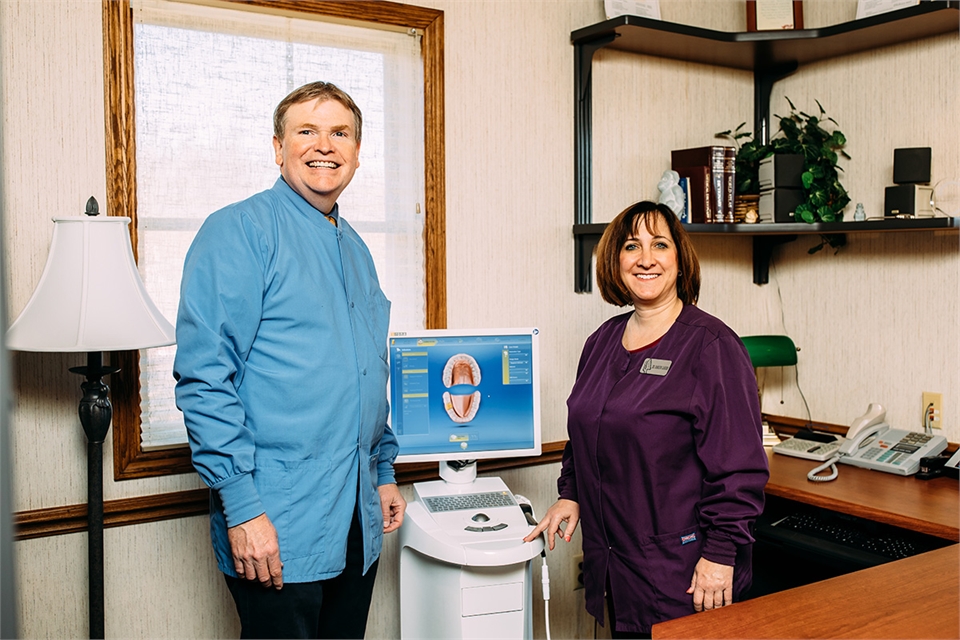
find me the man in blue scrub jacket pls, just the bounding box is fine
[174,81,406,639]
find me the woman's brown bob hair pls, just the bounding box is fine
[595,201,701,307]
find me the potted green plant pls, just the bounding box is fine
[718,98,851,252]
[715,121,769,197]
[768,98,850,225]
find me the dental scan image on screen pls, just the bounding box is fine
[388,328,541,464]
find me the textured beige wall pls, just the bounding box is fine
[2,0,957,637]
[0,0,207,512]
[589,4,960,437]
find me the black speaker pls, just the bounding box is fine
[885,184,934,217]
[759,188,805,223]
[893,147,931,185]
[759,154,804,189]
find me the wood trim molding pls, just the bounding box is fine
[14,489,211,541]
[103,0,447,480]
[103,0,197,481]
[30,419,958,541]
[420,9,447,329]
[112,351,196,480]
[225,0,442,29]
[764,412,959,453]
[14,441,566,541]
[762,413,850,439]
[102,0,138,255]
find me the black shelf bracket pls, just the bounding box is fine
[574,34,617,293]
[754,62,798,145]
[571,37,797,292]
[574,230,603,293]
[752,235,796,284]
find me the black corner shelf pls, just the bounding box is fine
[574,216,960,289]
[572,1,960,291]
[570,2,959,72]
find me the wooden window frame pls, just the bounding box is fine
[105,0,446,480]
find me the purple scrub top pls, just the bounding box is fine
[558,305,769,634]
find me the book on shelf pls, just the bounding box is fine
[673,165,710,223]
[677,176,690,223]
[671,146,733,223]
[722,146,736,223]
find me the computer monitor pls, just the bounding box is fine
[388,328,541,470]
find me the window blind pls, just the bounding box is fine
[132,0,426,450]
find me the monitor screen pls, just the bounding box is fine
[388,328,541,464]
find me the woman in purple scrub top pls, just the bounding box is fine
[525,201,769,638]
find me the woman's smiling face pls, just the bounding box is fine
[618,213,680,308]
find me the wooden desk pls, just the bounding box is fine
[653,449,960,638]
[764,448,959,540]
[653,544,958,638]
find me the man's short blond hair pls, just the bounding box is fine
[273,81,363,143]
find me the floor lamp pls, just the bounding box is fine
[6,197,175,639]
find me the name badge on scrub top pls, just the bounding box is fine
[640,358,672,376]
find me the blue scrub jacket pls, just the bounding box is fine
[174,178,398,582]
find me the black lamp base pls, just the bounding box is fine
[68,351,118,640]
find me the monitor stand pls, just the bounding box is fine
[438,459,478,484]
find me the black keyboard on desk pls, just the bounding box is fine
[755,505,948,570]
[772,513,920,560]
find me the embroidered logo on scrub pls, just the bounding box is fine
[442,353,482,424]
[680,532,697,545]
[640,358,672,376]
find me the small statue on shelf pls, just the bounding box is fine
[657,170,686,218]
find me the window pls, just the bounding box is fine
[105,0,446,479]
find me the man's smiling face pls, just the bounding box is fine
[273,98,360,214]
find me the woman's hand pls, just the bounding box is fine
[522,499,580,550]
[686,557,733,611]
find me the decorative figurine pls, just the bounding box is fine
[657,170,686,218]
[854,202,866,221]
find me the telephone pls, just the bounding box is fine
[807,403,948,482]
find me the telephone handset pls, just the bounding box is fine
[837,402,888,456]
[807,403,948,482]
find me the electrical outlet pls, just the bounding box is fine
[572,553,584,591]
[922,392,942,430]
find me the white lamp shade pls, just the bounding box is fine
[6,215,176,352]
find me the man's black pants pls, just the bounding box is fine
[225,511,379,639]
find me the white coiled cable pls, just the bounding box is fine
[807,453,842,482]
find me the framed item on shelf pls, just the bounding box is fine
[746,0,804,31]
[856,0,919,20]
[604,0,660,20]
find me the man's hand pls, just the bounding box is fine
[687,557,733,612]
[522,499,580,550]
[379,483,406,533]
[227,513,283,590]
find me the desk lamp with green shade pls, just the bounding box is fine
[739,335,799,444]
